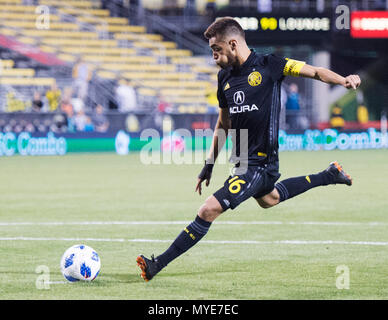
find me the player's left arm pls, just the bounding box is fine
[283,58,361,89]
[299,64,361,89]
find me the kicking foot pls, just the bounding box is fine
[326,161,352,186]
[136,254,162,282]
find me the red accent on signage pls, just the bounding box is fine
[351,11,388,38]
[0,35,66,66]
[191,122,210,129]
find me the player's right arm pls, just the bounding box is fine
[195,107,230,195]
[196,69,230,195]
[207,107,230,163]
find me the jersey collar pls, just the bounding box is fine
[232,49,255,74]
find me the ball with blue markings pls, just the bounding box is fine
[60,244,101,282]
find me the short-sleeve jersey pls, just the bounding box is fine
[217,50,288,166]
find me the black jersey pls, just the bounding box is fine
[217,50,287,166]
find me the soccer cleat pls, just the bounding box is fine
[326,161,352,186]
[136,254,162,282]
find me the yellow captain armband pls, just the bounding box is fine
[283,58,306,77]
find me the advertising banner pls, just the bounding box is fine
[215,12,331,43]
[0,128,386,157]
[351,11,388,38]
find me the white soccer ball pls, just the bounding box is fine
[60,244,101,282]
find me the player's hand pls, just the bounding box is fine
[344,75,361,90]
[195,161,214,195]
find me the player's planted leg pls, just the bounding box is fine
[136,254,162,282]
[136,196,222,282]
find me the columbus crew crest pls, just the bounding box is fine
[248,71,262,86]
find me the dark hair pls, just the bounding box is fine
[204,17,245,40]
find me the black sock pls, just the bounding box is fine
[275,170,333,202]
[156,215,212,269]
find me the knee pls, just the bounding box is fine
[257,199,274,209]
[198,196,223,222]
[257,192,280,209]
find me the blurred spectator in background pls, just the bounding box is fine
[60,87,75,130]
[60,101,73,118]
[115,79,137,112]
[72,58,93,102]
[46,81,61,112]
[157,94,172,113]
[60,87,74,118]
[3,119,16,132]
[50,113,68,133]
[6,92,28,112]
[72,109,94,132]
[330,104,345,131]
[357,103,369,125]
[32,91,43,112]
[92,104,110,132]
[71,97,85,114]
[13,119,25,133]
[84,117,95,132]
[32,118,46,133]
[24,121,36,133]
[285,83,300,129]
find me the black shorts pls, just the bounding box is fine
[213,162,281,211]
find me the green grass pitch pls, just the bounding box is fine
[0,149,387,299]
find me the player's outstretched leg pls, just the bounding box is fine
[136,196,222,282]
[275,161,352,203]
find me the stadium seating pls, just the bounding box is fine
[0,77,55,86]
[0,57,55,87]
[0,68,35,77]
[0,59,15,68]
[0,0,218,113]
[114,33,163,41]
[0,0,23,4]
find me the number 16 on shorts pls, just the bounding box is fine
[228,176,246,194]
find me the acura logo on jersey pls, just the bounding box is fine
[229,104,259,114]
[233,91,245,105]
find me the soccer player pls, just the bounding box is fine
[136,17,361,281]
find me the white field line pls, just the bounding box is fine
[1,236,388,246]
[47,281,67,285]
[0,221,387,227]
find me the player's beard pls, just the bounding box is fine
[217,54,238,69]
[217,61,228,69]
